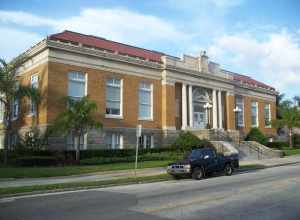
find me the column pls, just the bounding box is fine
[181,83,187,130]
[188,85,193,128]
[218,90,223,129]
[212,89,218,129]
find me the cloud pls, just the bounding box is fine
[0,8,188,47]
[0,27,42,60]
[206,31,300,92]
[0,10,56,27]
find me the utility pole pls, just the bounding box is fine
[135,124,142,177]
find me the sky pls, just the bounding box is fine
[0,0,300,98]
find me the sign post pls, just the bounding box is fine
[135,124,142,177]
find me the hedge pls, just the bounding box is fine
[15,156,59,166]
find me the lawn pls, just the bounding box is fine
[282,147,300,156]
[0,160,172,179]
[0,174,173,197]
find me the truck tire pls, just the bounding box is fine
[192,167,204,180]
[224,164,233,176]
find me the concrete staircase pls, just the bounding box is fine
[211,140,283,161]
[192,129,283,161]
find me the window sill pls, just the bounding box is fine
[12,117,18,121]
[265,126,272,128]
[27,113,36,117]
[105,114,123,119]
[138,118,153,121]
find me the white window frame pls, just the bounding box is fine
[138,82,153,121]
[251,101,259,127]
[66,132,87,150]
[235,96,244,127]
[139,135,154,149]
[106,133,123,149]
[105,78,123,119]
[0,97,5,123]
[12,99,19,120]
[68,72,87,100]
[264,104,271,128]
[28,74,39,116]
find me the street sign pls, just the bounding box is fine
[135,124,142,177]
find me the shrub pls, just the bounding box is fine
[266,141,289,149]
[15,156,59,166]
[171,131,213,152]
[245,128,268,145]
[293,134,300,146]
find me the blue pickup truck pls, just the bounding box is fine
[167,147,239,180]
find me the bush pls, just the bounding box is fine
[245,128,268,145]
[266,141,289,149]
[171,131,213,152]
[80,152,184,165]
[15,156,59,166]
[293,134,300,146]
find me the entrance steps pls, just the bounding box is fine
[211,141,284,161]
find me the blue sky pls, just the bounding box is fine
[1,0,300,98]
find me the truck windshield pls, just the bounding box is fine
[185,149,202,159]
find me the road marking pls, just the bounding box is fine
[0,198,16,203]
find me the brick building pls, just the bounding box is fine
[0,31,278,149]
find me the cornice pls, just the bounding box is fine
[46,40,162,70]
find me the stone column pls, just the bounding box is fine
[218,90,223,129]
[182,83,187,130]
[188,85,193,128]
[212,89,218,129]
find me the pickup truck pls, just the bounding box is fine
[167,147,239,180]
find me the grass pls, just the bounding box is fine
[282,147,300,156]
[0,160,172,179]
[0,174,172,197]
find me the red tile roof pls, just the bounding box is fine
[49,30,275,91]
[49,30,164,63]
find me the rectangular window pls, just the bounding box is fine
[105,133,123,149]
[12,99,19,119]
[235,96,244,127]
[0,100,4,122]
[139,135,154,149]
[264,104,271,127]
[251,101,259,127]
[66,133,87,150]
[29,75,39,115]
[68,72,86,100]
[139,82,153,120]
[106,78,122,117]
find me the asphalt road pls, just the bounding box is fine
[1,164,300,220]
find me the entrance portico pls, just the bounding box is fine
[181,84,225,131]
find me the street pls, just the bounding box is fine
[1,164,300,220]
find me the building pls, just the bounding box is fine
[0,30,278,150]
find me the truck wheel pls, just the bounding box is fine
[192,167,204,180]
[224,164,233,176]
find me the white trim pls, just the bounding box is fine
[251,101,259,127]
[212,89,218,129]
[264,103,272,128]
[181,83,187,130]
[188,85,193,128]
[138,82,153,121]
[218,90,223,129]
[105,78,123,118]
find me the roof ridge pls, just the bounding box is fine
[53,30,165,55]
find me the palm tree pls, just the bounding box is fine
[52,96,102,161]
[293,96,300,107]
[272,102,300,148]
[0,58,40,164]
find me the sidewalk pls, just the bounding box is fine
[1,156,300,189]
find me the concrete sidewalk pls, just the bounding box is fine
[1,156,300,189]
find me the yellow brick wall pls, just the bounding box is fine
[161,84,176,128]
[13,63,48,128]
[47,62,163,129]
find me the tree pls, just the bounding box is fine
[52,96,102,161]
[272,102,300,148]
[293,96,300,107]
[0,58,40,164]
